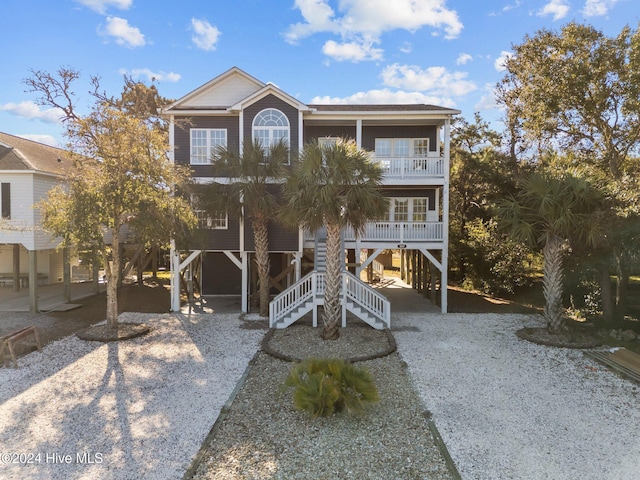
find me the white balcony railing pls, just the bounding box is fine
[345,222,443,242]
[371,154,444,178]
[305,222,444,243]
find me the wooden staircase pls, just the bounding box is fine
[269,270,390,330]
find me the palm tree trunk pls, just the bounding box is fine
[322,221,342,340]
[253,215,271,317]
[543,234,565,333]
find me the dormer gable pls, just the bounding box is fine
[229,83,311,113]
[163,67,265,112]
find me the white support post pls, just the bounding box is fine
[29,250,38,314]
[441,118,451,314]
[356,119,362,148]
[241,252,248,313]
[341,274,347,327]
[170,245,181,312]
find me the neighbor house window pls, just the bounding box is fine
[190,129,227,164]
[1,183,10,219]
[252,108,290,152]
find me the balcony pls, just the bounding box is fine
[371,153,444,182]
[306,222,444,245]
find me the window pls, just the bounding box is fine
[318,137,339,148]
[196,210,228,230]
[412,199,428,222]
[1,183,10,219]
[392,199,409,222]
[374,138,430,157]
[252,108,290,151]
[387,197,430,222]
[190,129,227,164]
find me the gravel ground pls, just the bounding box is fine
[393,312,640,480]
[0,312,265,480]
[191,323,453,480]
[2,310,639,480]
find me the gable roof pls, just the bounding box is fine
[162,67,461,118]
[229,83,312,112]
[0,132,71,176]
[163,67,266,113]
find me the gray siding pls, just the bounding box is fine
[202,252,242,295]
[303,125,357,143]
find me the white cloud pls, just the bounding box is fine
[583,0,619,16]
[191,18,221,51]
[311,89,456,108]
[399,42,412,54]
[456,53,472,65]
[74,0,132,14]
[119,68,181,83]
[0,101,63,124]
[494,50,513,72]
[101,16,145,47]
[285,0,463,62]
[537,0,570,21]
[16,134,60,147]
[322,40,383,62]
[381,64,477,97]
[474,84,501,112]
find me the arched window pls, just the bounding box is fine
[252,108,290,150]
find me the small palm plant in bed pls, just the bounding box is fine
[285,358,380,418]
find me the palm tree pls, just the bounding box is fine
[198,139,289,316]
[281,139,388,340]
[498,171,603,333]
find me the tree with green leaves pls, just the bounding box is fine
[498,171,604,333]
[497,22,640,321]
[281,139,388,340]
[449,113,525,285]
[197,139,289,317]
[28,68,196,330]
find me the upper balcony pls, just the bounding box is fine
[370,153,445,185]
[304,221,444,248]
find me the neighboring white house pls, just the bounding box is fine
[0,132,74,311]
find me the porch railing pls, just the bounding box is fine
[344,222,444,242]
[304,222,443,243]
[371,154,444,178]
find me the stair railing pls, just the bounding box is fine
[269,271,317,328]
[342,271,391,328]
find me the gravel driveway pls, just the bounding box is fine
[1,310,638,479]
[394,312,640,480]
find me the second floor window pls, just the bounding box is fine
[374,138,430,157]
[252,108,290,152]
[191,129,227,164]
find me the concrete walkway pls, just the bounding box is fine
[0,281,104,313]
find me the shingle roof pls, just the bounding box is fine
[0,132,71,175]
[308,104,457,112]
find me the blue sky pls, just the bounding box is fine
[1,0,637,147]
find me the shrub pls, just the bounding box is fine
[284,358,380,418]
